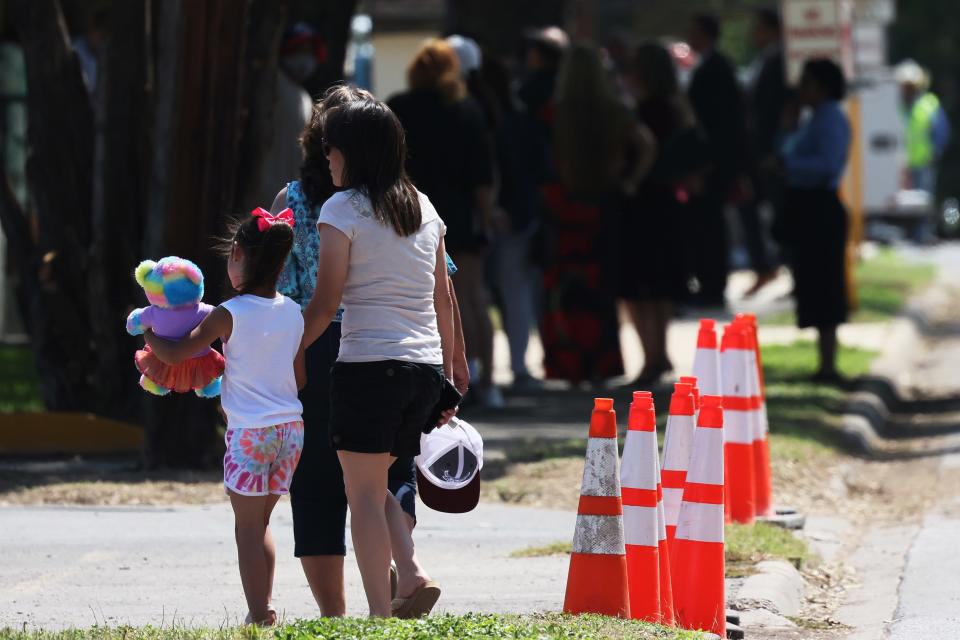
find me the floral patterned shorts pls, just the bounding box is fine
[223,422,304,496]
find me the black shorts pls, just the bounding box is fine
[290,327,419,557]
[329,360,443,458]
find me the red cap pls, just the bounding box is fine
[697,318,718,349]
[590,398,618,438]
[698,395,724,428]
[668,382,695,416]
[628,395,656,432]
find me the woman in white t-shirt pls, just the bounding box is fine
[301,98,455,617]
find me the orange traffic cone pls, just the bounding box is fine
[656,477,676,626]
[679,375,701,412]
[735,313,773,517]
[661,382,696,545]
[692,319,721,396]
[563,398,630,618]
[721,323,756,525]
[673,395,726,637]
[621,391,661,623]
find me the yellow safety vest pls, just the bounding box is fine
[905,93,940,169]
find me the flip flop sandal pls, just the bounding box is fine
[391,580,441,619]
[244,605,277,626]
[390,564,399,600]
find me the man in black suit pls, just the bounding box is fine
[686,13,746,308]
[741,8,791,296]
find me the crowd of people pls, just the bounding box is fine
[365,9,849,392]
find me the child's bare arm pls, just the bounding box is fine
[144,307,232,365]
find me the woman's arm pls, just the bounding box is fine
[144,306,233,365]
[302,224,349,348]
[449,279,469,395]
[433,238,455,380]
[294,343,307,391]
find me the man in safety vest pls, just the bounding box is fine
[896,60,951,194]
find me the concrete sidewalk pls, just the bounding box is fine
[0,502,573,629]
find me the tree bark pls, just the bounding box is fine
[88,0,152,421]
[9,0,96,411]
[234,0,288,214]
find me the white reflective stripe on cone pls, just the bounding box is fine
[661,415,695,470]
[657,500,668,539]
[685,428,724,485]
[580,438,622,497]
[756,404,769,439]
[572,514,626,554]
[662,487,684,525]
[720,350,748,397]
[674,502,725,543]
[693,347,721,396]
[724,410,753,444]
[623,505,659,547]
[621,432,658,490]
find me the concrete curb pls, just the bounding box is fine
[732,560,805,617]
[840,313,923,457]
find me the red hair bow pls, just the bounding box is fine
[251,207,295,232]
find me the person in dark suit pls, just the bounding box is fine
[740,8,791,297]
[686,13,746,308]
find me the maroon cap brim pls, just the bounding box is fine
[416,468,480,514]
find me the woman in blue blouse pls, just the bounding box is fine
[779,59,851,381]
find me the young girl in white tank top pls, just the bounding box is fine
[144,207,305,626]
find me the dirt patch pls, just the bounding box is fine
[0,467,224,506]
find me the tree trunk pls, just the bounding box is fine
[89,0,152,422]
[142,0,287,469]
[9,0,96,411]
[303,0,358,98]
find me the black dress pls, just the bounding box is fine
[781,188,849,328]
[620,98,703,302]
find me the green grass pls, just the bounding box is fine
[509,523,808,580]
[278,614,707,640]
[0,344,42,412]
[510,541,573,558]
[725,522,808,578]
[853,248,935,321]
[0,615,712,640]
[761,340,877,461]
[763,248,935,326]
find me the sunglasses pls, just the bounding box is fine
[321,137,332,156]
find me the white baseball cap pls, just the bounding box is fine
[446,34,482,76]
[416,417,483,513]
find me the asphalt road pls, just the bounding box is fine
[0,502,573,629]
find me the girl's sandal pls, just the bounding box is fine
[391,581,441,619]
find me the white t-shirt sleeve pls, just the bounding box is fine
[418,192,447,237]
[317,192,358,240]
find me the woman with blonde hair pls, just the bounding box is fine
[539,44,653,384]
[388,39,501,407]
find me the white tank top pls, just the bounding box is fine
[220,294,304,429]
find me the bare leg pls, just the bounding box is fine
[816,324,839,377]
[300,555,346,617]
[386,493,430,599]
[339,451,394,617]
[229,491,281,625]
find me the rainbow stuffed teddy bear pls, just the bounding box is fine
[126,257,224,397]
